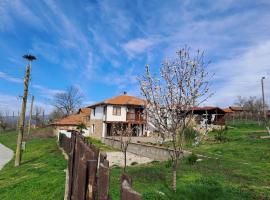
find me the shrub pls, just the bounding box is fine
[214,128,229,143]
[187,152,198,165]
[143,191,166,200]
[131,162,138,166]
[165,159,172,168]
[183,128,197,143]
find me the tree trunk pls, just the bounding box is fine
[124,151,127,172]
[172,163,177,192]
[266,126,270,136]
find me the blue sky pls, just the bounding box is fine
[0,0,270,114]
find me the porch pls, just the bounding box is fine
[105,122,145,137]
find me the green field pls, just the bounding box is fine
[109,122,270,199]
[0,123,269,200]
[0,130,67,200]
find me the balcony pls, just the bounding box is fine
[126,112,145,123]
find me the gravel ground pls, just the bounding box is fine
[106,151,153,167]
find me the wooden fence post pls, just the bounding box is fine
[86,160,98,200]
[98,153,110,200]
[121,174,142,200]
[68,133,77,200]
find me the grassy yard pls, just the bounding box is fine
[88,137,116,152]
[109,122,270,199]
[0,130,67,200]
[1,123,269,200]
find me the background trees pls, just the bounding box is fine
[138,47,212,191]
[234,96,268,124]
[51,86,83,119]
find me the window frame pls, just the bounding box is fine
[112,106,121,116]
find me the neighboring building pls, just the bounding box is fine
[52,108,91,137]
[88,94,146,139]
[228,106,244,112]
[192,106,226,125]
[223,107,234,114]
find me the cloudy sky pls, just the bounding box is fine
[0,0,270,114]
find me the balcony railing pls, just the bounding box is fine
[126,112,144,122]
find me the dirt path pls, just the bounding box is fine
[106,151,153,167]
[0,143,13,170]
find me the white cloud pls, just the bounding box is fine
[0,93,53,114]
[32,84,64,98]
[207,40,270,107]
[122,37,160,58]
[99,67,137,91]
[0,0,45,32]
[0,70,63,100]
[0,71,22,83]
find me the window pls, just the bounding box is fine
[91,124,95,134]
[112,106,121,116]
[103,106,107,115]
[92,108,96,116]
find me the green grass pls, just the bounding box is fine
[109,122,270,199]
[87,137,116,152]
[0,130,67,200]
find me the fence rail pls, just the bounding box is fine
[59,132,142,200]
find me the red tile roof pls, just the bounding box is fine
[191,106,225,114]
[229,106,244,111]
[223,108,234,113]
[88,95,146,107]
[52,107,90,126]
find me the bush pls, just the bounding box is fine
[187,152,198,165]
[131,162,138,166]
[143,191,166,200]
[214,128,229,143]
[165,159,172,168]
[184,128,197,142]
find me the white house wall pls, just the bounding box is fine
[106,105,127,122]
[91,106,104,120]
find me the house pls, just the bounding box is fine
[88,94,146,139]
[52,107,91,137]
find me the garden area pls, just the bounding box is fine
[109,121,270,199]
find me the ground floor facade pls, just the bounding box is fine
[53,125,90,138]
[89,120,146,139]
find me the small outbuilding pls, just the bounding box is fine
[191,106,226,125]
[51,108,91,137]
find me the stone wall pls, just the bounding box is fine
[103,137,190,161]
[89,119,103,139]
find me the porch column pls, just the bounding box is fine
[102,123,106,137]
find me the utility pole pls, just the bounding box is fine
[42,110,45,126]
[27,95,34,135]
[261,77,266,121]
[15,54,36,167]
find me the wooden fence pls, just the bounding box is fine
[59,132,142,200]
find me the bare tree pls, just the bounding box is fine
[32,106,45,127]
[49,108,65,122]
[138,47,212,192]
[52,86,83,117]
[234,96,268,124]
[111,123,137,172]
[0,111,8,132]
[0,111,13,131]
